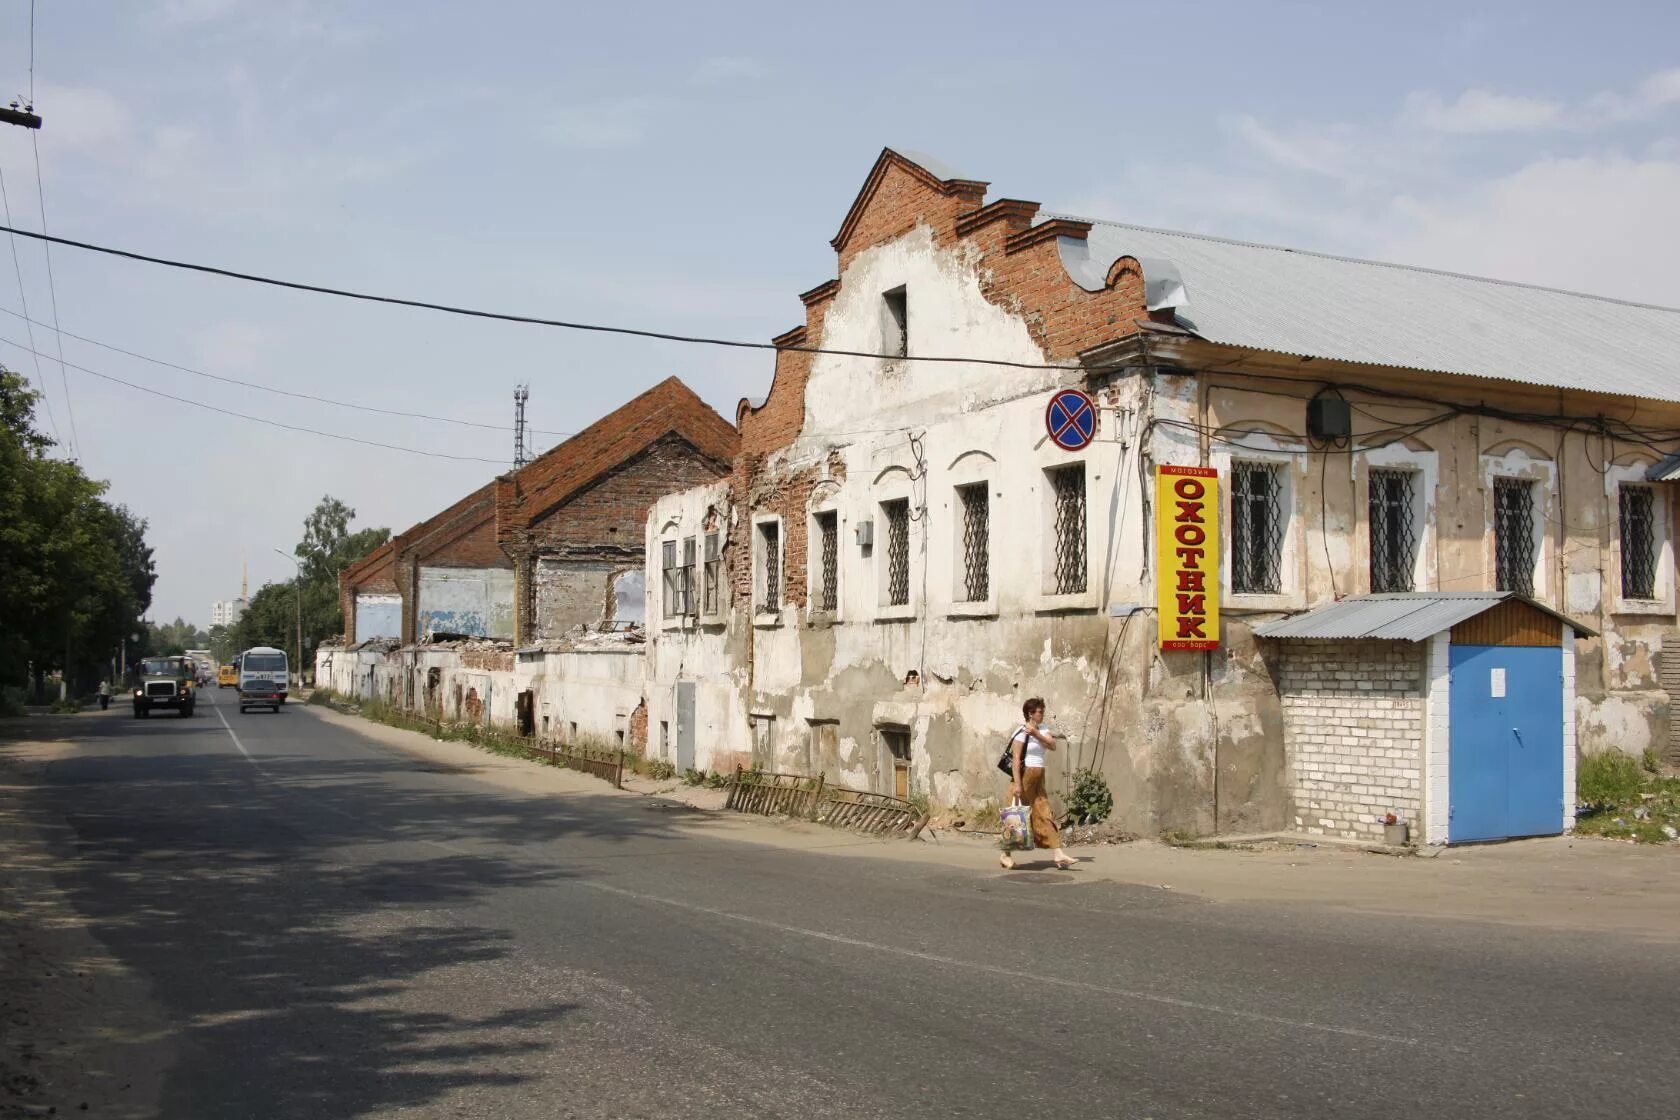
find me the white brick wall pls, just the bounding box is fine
[1279,639,1426,843]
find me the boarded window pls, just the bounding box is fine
[881,725,911,800]
[815,510,838,611]
[1494,478,1537,596]
[1232,461,1285,594]
[1368,469,1418,593]
[1048,464,1087,595]
[883,499,910,607]
[660,539,680,619]
[958,483,990,602]
[680,536,697,615]
[1621,485,1658,600]
[702,532,722,614]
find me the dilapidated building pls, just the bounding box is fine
[643,148,1680,842]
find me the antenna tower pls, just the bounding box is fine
[513,384,531,468]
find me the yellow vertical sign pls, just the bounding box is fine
[1156,466,1220,650]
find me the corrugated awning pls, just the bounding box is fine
[1253,592,1594,642]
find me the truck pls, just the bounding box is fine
[133,656,197,718]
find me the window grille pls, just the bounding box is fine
[1368,469,1418,593]
[702,532,721,614]
[660,540,679,619]
[1050,465,1087,595]
[1231,461,1285,594]
[884,499,910,607]
[757,521,780,612]
[1620,485,1657,600]
[815,511,838,611]
[680,537,696,615]
[959,483,990,602]
[1493,478,1537,596]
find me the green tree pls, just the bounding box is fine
[0,366,156,698]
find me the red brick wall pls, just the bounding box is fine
[416,509,507,569]
[526,435,729,557]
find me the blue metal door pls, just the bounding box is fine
[1448,644,1565,842]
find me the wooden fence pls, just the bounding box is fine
[725,766,928,839]
[528,741,626,789]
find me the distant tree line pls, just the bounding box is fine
[1,367,157,699]
[227,496,389,671]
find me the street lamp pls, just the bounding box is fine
[273,549,303,689]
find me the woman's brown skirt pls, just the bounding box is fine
[1021,766,1060,849]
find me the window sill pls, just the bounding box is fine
[947,601,998,619]
[1611,599,1675,617]
[1223,591,1304,614]
[805,609,842,628]
[874,604,918,623]
[753,611,784,629]
[1033,590,1101,615]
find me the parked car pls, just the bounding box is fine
[238,647,289,713]
[133,656,196,718]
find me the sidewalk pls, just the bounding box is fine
[302,703,1680,943]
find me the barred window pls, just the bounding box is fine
[702,531,722,614]
[1231,461,1285,594]
[680,537,696,615]
[958,483,990,602]
[1620,485,1658,600]
[1368,469,1418,593]
[756,521,780,613]
[660,539,680,619]
[815,511,839,611]
[1493,478,1536,596]
[883,499,910,607]
[1049,464,1087,595]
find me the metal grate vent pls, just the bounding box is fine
[1620,485,1657,600]
[884,500,910,607]
[1493,478,1536,596]
[1050,466,1087,595]
[816,511,838,611]
[959,484,989,602]
[1231,461,1284,594]
[1368,469,1418,593]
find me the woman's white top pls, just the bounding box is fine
[1012,725,1047,770]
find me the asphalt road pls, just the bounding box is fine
[11,688,1676,1119]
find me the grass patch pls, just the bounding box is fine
[1575,750,1679,844]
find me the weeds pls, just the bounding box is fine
[1575,749,1680,844]
[1064,768,1115,825]
[1578,750,1646,808]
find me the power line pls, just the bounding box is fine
[0,163,60,447]
[0,223,1080,372]
[0,332,507,463]
[30,131,78,459]
[0,304,578,439]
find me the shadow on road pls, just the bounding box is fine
[1,712,683,1116]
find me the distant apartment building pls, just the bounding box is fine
[212,598,247,627]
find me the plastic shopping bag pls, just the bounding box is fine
[999,799,1033,852]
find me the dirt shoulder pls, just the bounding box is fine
[300,703,1680,943]
[0,727,172,1120]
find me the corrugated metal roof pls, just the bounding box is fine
[1253,592,1593,642]
[1648,451,1680,482]
[1053,218,1680,402]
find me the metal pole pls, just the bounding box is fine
[274,548,303,689]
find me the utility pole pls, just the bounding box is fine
[1,100,42,130]
[513,384,530,468]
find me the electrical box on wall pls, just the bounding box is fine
[855,520,874,547]
[1308,397,1352,442]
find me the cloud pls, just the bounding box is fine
[692,57,769,86]
[32,85,132,150]
[544,98,661,149]
[1381,155,1680,306]
[1400,89,1563,134]
[1224,114,1366,181]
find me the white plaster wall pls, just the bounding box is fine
[417,567,515,640]
[354,593,401,640]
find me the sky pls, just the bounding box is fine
[1,0,1677,626]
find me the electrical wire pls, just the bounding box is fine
[29,131,79,460]
[0,332,506,463]
[0,164,59,447]
[0,304,578,439]
[0,223,1082,373]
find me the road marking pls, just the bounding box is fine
[212,702,265,773]
[578,879,1432,1049]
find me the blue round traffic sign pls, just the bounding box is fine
[1045,388,1097,451]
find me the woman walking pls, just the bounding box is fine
[1000,698,1080,870]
